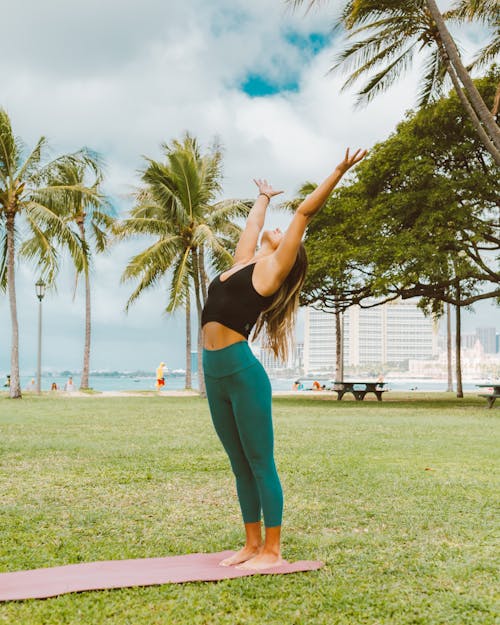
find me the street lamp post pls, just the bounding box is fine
[35,279,46,394]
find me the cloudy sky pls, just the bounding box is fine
[0,0,497,374]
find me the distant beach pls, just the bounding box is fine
[5,374,493,394]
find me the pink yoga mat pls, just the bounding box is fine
[0,551,323,601]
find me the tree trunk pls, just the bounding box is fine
[6,212,21,399]
[434,36,500,165]
[185,290,192,389]
[446,302,453,392]
[335,307,343,381]
[199,245,208,302]
[493,82,500,117]
[455,283,463,398]
[192,248,205,396]
[340,310,345,381]
[426,0,500,152]
[77,220,91,390]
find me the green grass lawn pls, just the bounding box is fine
[0,394,498,624]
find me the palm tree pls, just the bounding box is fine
[0,109,88,398]
[449,0,500,115]
[451,0,499,65]
[23,151,114,390]
[117,134,247,394]
[288,0,500,165]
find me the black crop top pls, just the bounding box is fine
[201,263,275,338]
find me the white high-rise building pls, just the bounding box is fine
[303,299,438,375]
[476,327,497,354]
[257,338,296,375]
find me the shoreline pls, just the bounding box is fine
[0,389,488,399]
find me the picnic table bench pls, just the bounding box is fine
[476,383,500,409]
[331,381,387,402]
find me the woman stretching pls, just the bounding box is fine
[201,148,366,570]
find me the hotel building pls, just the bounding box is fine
[303,299,438,375]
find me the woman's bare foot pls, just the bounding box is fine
[236,551,284,570]
[219,545,262,567]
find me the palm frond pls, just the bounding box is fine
[114,216,172,240]
[121,235,181,282]
[192,223,234,264]
[24,200,87,273]
[449,0,498,23]
[470,35,500,69]
[16,136,48,183]
[166,247,192,312]
[19,224,60,285]
[353,44,417,106]
[205,199,250,227]
[417,49,448,106]
[122,235,182,310]
[141,158,190,226]
[333,25,412,76]
[0,109,22,182]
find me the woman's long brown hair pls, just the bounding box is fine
[252,243,308,362]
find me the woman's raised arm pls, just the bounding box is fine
[233,179,283,264]
[270,148,367,279]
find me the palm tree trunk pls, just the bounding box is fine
[446,302,453,392]
[455,283,463,398]
[426,0,500,152]
[6,212,21,399]
[493,82,500,117]
[77,220,91,390]
[199,245,208,303]
[192,248,205,396]
[185,290,192,389]
[335,307,342,381]
[437,39,500,165]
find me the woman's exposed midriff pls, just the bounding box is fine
[202,321,247,350]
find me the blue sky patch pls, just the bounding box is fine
[285,31,331,56]
[240,30,332,98]
[240,74,300,97]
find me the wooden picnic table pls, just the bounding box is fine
[332,381,387,402]
[476,383,500,408]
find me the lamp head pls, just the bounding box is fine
[35,279,46,301]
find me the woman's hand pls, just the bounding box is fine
[253,178,284,199]
[336,148,368,174]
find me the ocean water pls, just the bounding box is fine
[7,374,491,393]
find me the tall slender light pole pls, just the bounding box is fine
[35,279,46,394]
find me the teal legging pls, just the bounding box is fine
[203,341,283,528]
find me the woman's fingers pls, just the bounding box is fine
[343,147,368,167]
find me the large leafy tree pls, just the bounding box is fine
[22,152,115,390]
[117,134,247,393]
[299,74,499,394]
[288,0,500,165]
[352,72,499,307]
[0,109,93,398]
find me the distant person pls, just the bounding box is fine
[376,374,385,390]
[156,362,166,390]
[3,374,11,388]
[292,380,300,391]
[51,382,58,391]
[312,380,321,391]
[64,377,75,392]
[26,378,36,391]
